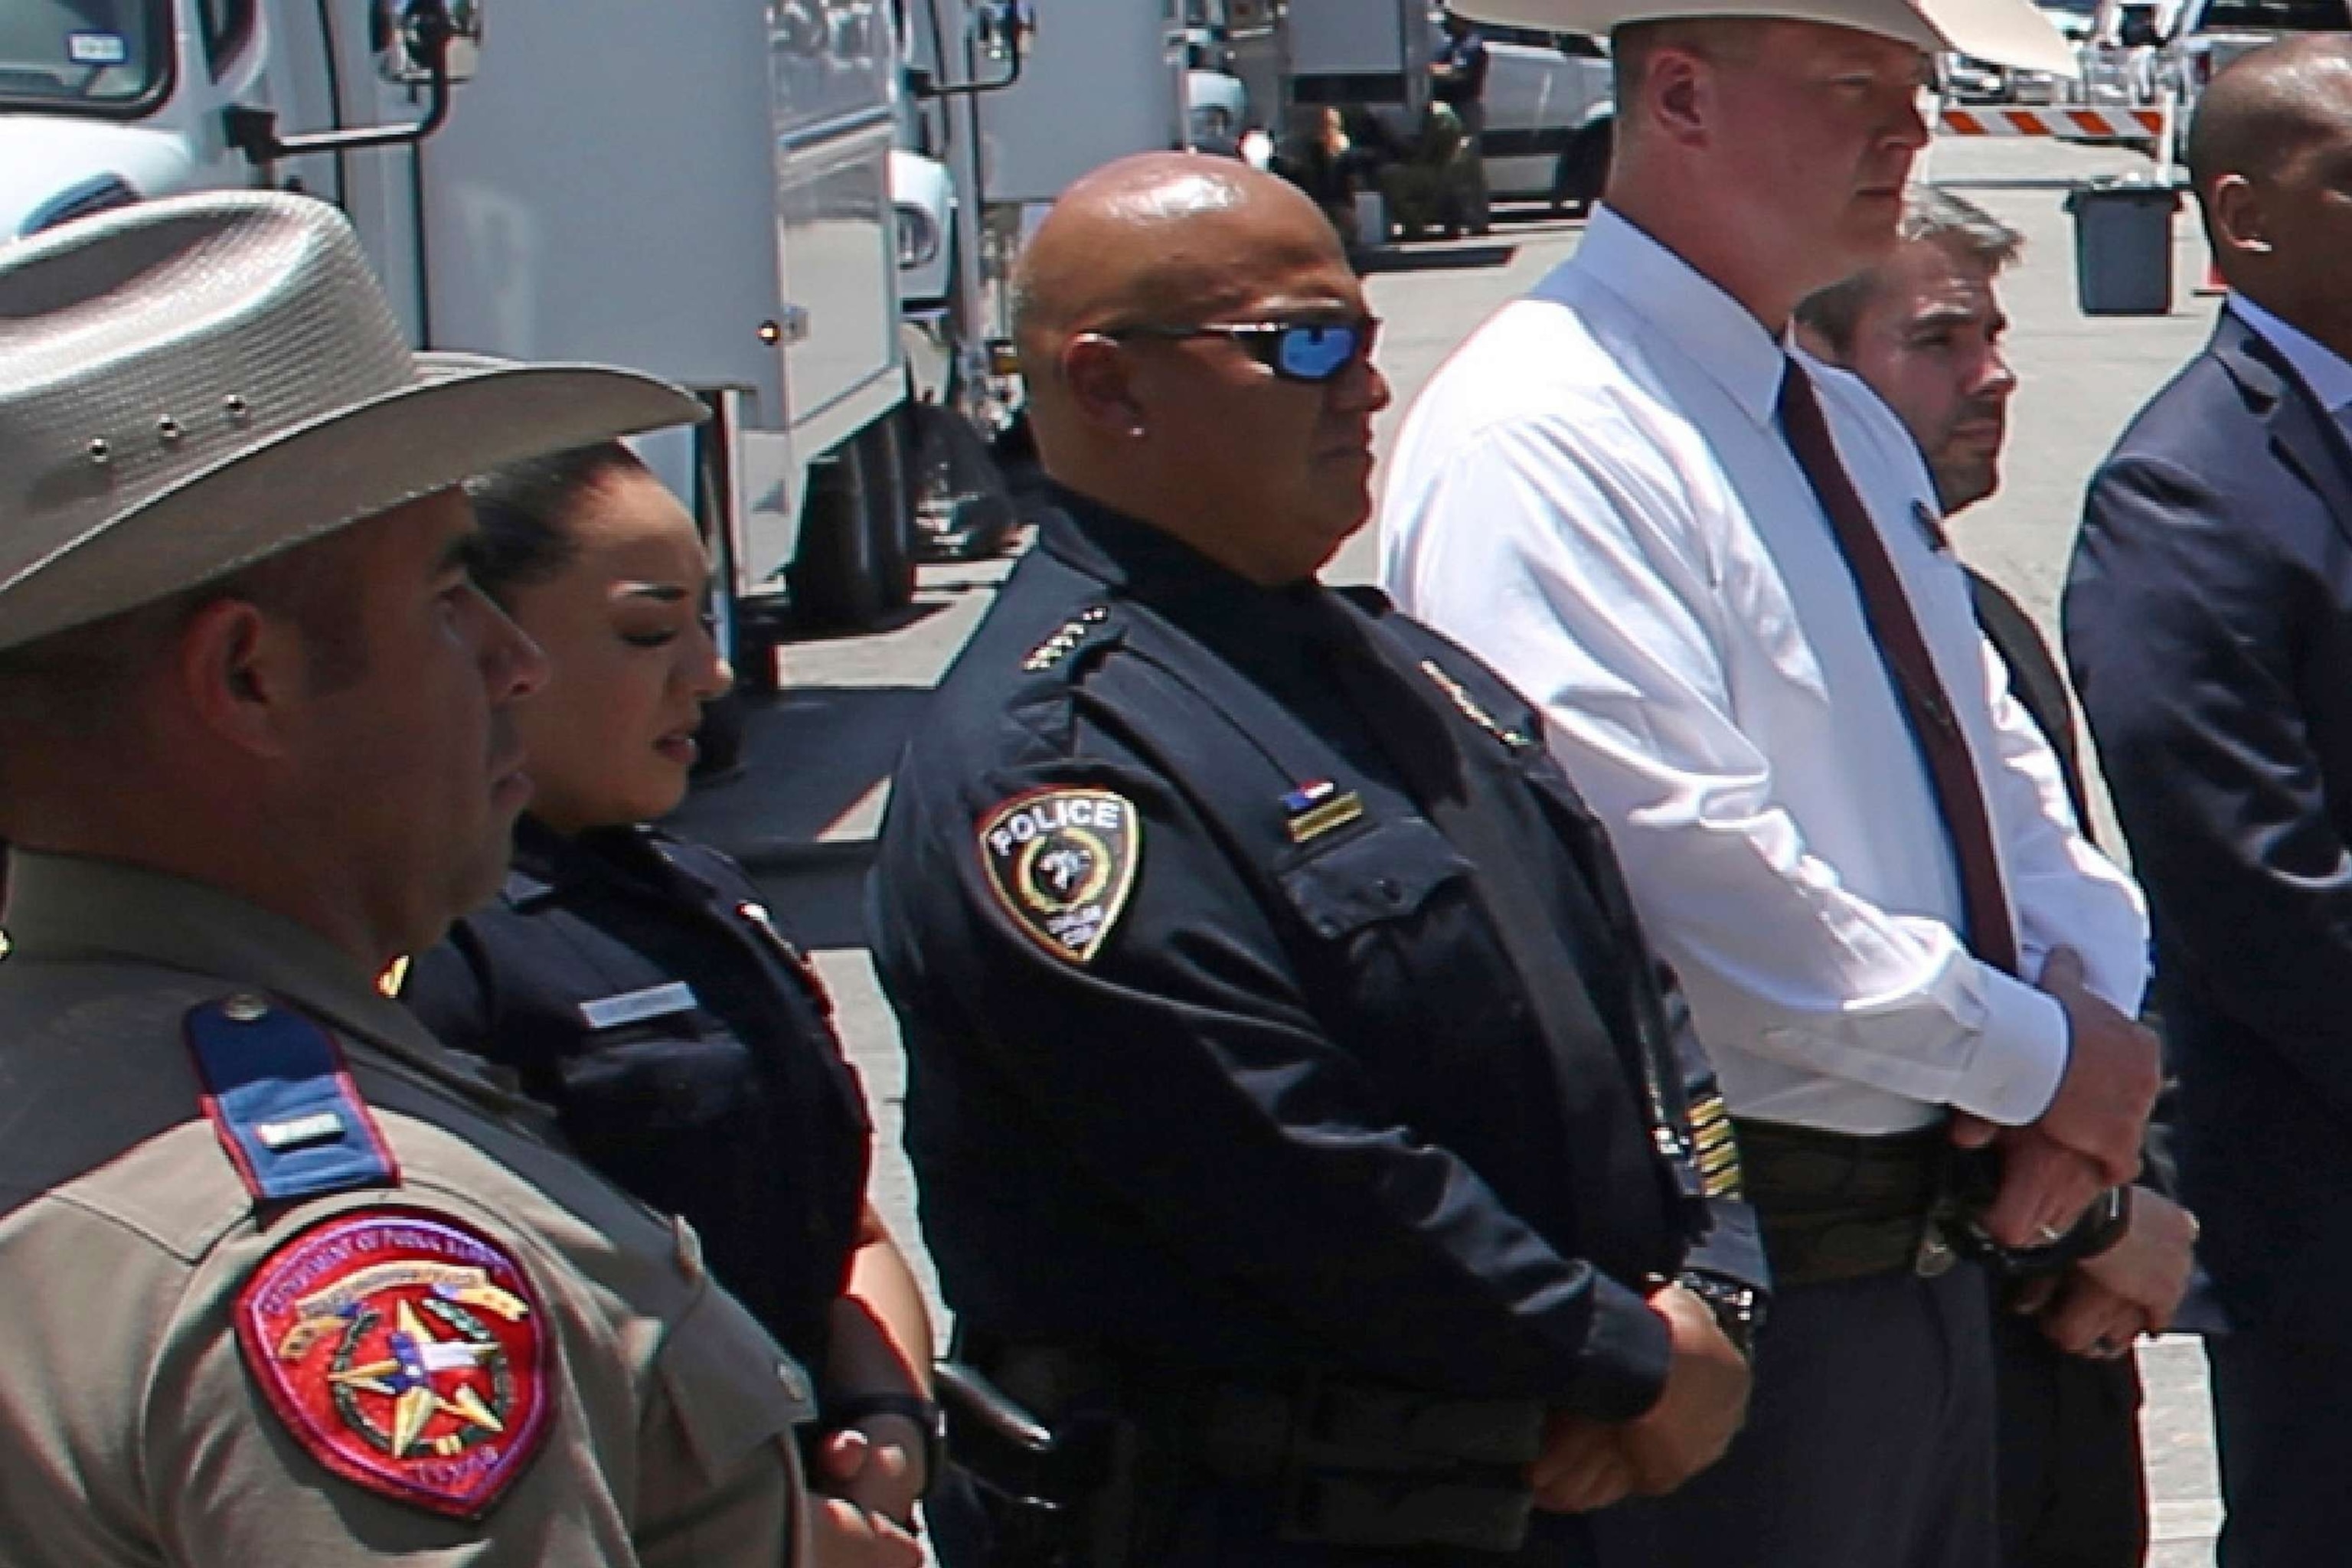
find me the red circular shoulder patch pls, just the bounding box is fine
[234,1207,554,1520]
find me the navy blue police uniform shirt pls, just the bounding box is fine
[872,486,1762,1419]
[403,818,871,1375]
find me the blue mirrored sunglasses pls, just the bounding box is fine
[1102,315,1380,384]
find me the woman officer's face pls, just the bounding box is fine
[498,469,733,834]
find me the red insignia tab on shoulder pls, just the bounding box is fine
[978,786,1142,964]
[234,1208,553,1520]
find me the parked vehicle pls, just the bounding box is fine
[1225,0,1615,225]
[1479,21,1613,211]
[893,0,1226,550]
[2079,0,2166,103]
[890,0,1031,563]
[4,0,933,685]
[1940,52,2015,99]
[1187,64,1249,156]
[2158,0,2350,146]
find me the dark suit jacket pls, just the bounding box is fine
[2065,308,2352,1338]
[1968,568,2092,832]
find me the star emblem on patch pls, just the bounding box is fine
[978,786,1142,964]
[234,1208,551,1519]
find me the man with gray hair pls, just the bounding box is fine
[0,192,843,1564]
[1799,187,2199,1568]
[1798,188,2024,516]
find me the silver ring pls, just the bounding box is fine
[2034,1223,2066,1245]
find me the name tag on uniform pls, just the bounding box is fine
[579,981,699,1031]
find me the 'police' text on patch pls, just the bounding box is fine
[978,786,1141,964]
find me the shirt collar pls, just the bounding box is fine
[502,815,695,910]
[2230,293,2352,416]
[1553,204,1792,430]
[5,850,499,1084]
[1036,482,1329,645]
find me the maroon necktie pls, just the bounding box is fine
[1778,358,2020,977]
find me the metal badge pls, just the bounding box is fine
[1022,605,1110,672]
[1418,659,1534,750]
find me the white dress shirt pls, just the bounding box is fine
[1380,207,2148,1137]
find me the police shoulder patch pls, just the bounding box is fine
[234,1207,553,1520]
[978,786,1141,965]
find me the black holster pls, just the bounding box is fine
[933,1357,1132,1567]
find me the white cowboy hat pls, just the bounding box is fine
[0,190,707,652]
[1452,0,2078,75]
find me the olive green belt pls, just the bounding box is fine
[1733,1119,1953,1286]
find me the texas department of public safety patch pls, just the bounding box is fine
[234,1207,552,1520]
[978,786,1141,964]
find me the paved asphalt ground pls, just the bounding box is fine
[671,132,2228,1563]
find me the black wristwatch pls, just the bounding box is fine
[1677,1270,1764,1361]
[825,1390,946,1498]
[2072,1184,2135,1261]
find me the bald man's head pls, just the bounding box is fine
[1007,151,1389,586]
[2187,35,2352,197]
[1011,153,1340,374]
[2189,36,2352,351]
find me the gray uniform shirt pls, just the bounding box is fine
[0,851,813,1566]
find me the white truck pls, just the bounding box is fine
[891,0,1235,545]
[1223,0,1615,216]
[2,0,954,681]
[2155,0,2348,149]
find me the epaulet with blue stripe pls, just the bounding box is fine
[184,993,401,1205]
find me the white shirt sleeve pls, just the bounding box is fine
[1385,419,2073,1127]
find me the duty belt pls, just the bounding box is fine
[947,1341,1543,1554]
[1733,1119,1955,1286]
[1184,1371,1541,1553]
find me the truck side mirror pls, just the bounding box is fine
[374,0,482,87]
[227,0,475,163]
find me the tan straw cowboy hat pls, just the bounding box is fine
[1451,0,2077,76]
[0,190,706,652]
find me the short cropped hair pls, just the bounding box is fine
[1610,18,1762,124]
[1795,187,2024,355]
[0,535,373,760]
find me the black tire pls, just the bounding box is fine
[1552,121,1612,214]
[786,415,915,629]
[864,410,916,613]
[906,401,1019,561]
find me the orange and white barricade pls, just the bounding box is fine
[1932,100,2177,185]
[1937,104,2170,144]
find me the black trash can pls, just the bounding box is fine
[2063,179,2182,316]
